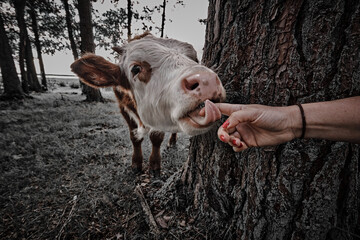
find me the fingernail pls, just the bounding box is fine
[232,139,237,145]
[220,135,225,142]
[222,120,229,129]
[238,142,243,148]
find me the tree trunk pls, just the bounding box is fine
[62,0,79,60]
[159,0,360,239]
[29,4,47,90]
[127,0,132,40]
[0,12,24,98]
[25,31,41,92]
[13,0,29,93]
[160,0,166,38]
[77,0,103,102]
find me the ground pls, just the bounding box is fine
[0,80,196,239]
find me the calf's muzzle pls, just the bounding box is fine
[182,71,225,103]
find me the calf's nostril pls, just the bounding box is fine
[184,78,200,91]
[189,82,199,90]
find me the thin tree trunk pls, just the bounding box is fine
[0,12,24,99]
[127,0,132,40]
[29,4,47,90]
[157,0,360,239]
[77,0,103,102]
[62,0,79,60]
[13,0,28,93]
[25,34,41,92]
[160,0,166,38]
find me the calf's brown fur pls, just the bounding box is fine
[71,53,176,176]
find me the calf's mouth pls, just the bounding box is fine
[182,99,221,128]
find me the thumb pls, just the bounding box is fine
[215,103,244,116]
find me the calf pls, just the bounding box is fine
[71,32,226,175]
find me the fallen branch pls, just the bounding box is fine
[134,185,159,234]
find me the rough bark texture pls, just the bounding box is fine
[160,0,360,239]
[0,13,24,98]
[77,0,103,102]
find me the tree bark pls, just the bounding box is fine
[0,12,24,98]
[29,4,47,90]
[13,0,28,93]
[77,0,103,102]
[62,0,79,60]
[158,0,360,239]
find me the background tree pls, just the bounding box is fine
[94,7,127,50]
[13,0,29,93]
[62,0,79,60]
[127,0,132,40]
[28,3,46,90]
[77,0,103,102]
[160,0,166,37]
[155,0,184,37]
[24,29,41,92]
[0,12,24,99]
[158,0,360,239]
[13,0,42,93]
[33,1,68,56]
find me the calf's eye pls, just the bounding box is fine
[131,65,142,75]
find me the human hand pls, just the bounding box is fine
[215,103,301,151]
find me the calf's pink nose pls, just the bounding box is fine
[182,72,224,101]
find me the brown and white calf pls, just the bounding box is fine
[71,33,226,175]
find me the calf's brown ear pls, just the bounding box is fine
[70,53,130,89]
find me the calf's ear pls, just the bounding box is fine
[70,53,130,89]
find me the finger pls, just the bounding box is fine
[218,125,230,143]
[229,131,241,145]
[224,109,256,130]
[228,132,247,151]
[229,134,243,148]
[218,121,238,143]
[215,103,243,116]
[230,131,241,139]
[232,141,248,152]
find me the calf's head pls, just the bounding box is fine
[71,33,226,135]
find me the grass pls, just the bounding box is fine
[0,88,189,239]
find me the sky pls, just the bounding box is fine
[40,0,209,75]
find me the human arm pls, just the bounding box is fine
[216,96,360,152]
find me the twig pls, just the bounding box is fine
[134,185,159,234]
[56,195,78,240]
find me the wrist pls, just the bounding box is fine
[288,105,303,139]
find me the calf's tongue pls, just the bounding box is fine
[188,100,221,126]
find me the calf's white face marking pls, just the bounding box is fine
[71,33,226,136]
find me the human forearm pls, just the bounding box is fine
[291,97,360,143]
